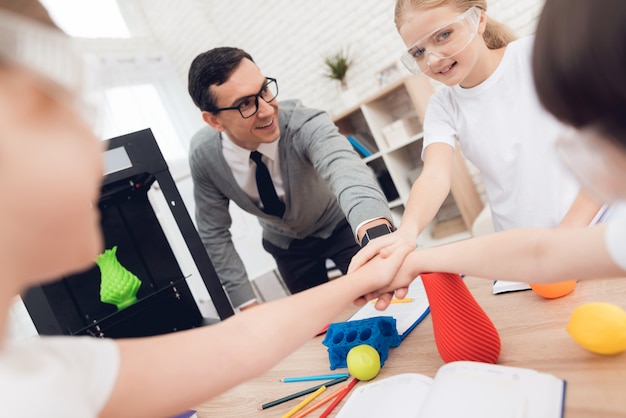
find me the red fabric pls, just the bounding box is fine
[421,272,501,364]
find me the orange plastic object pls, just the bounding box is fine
[421,272,501,364]
[530,281,576,299]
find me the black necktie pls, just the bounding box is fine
[250,151,285,217]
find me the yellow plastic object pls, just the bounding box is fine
[346,344,381,381]
[530,280,576,299]
[567,302,626,355]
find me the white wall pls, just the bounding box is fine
[123,0,545,116]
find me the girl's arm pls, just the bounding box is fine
[559,189,604,227]
[398,142,456,238]
[349,143,455,272]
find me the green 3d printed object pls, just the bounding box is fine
[96,246,142,310]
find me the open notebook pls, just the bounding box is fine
[336,361,566,418]
[348,277,430,339]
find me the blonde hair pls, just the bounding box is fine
[394,0,516,49]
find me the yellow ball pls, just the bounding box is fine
[567,302,626,355]
[346,344,381,381]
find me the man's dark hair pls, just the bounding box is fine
[533,0,626,146]
[188,47,254,112]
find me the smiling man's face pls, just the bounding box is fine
[202,58,280,150]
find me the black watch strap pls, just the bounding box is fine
[360,224,394,247]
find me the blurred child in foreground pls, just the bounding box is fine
[0,3,413,417]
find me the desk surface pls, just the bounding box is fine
[196,276,626,417]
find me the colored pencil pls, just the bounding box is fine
[316,323,330,336]
[282,385,326,418]
[319,377,358,418]
[281,372,349,383]
[371,297,414,305]
[291,385,348,418]
[258,375,349,410]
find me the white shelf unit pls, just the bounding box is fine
[332,75,483,243]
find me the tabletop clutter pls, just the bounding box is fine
[257,272,505,416]
[254,273,626,417]
[323,272,502,369]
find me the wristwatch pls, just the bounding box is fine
[360,224,394,247]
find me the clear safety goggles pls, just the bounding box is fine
[556,127,626,204]
[400,6,481,74]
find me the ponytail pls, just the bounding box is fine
[483,16,517,49]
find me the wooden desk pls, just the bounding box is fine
[196,276,626,417]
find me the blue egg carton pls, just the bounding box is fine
[322,316,401,369]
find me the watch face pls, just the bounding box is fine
[361,224,393,247]
[367,224,393,239]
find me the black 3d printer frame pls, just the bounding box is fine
[23,129,234,338]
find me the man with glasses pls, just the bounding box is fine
[187,47,393,311]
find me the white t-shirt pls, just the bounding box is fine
[423,36,580,231]
[0,336,119,418]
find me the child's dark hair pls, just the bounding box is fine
[533,0,626,146]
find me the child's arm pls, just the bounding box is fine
[372,224,624,305]
[398,143,456,238]
[559,189,604,227]
[99,241,414,418]
[412,225,621,281]
[349,143,455,272]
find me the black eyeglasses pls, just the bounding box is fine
[212,77,278,119]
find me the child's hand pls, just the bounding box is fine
[354,286,411,310]
[354,250,421,310]
[348,229,416,274]
[351,240,415,306]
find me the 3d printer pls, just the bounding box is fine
[23,129,234,338]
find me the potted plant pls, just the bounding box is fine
[323,47,357,106]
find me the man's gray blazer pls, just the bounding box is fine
[189,99,391,307]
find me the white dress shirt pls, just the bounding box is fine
[221,132,285,209]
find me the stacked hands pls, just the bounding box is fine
[349,229,503,365]
[349,229,419,310]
